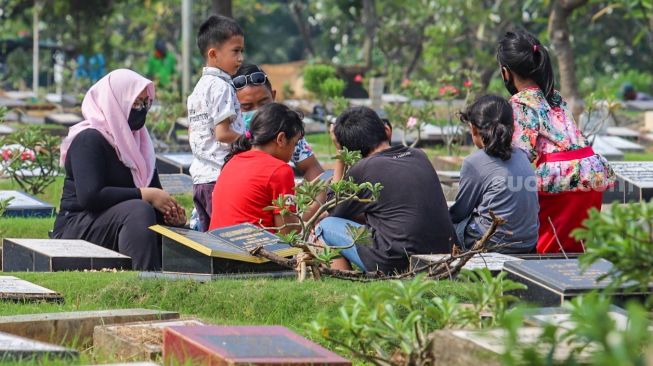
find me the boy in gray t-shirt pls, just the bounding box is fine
[450,95,539,252]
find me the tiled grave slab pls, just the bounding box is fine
[2,238,132,272]
[430,327,592,365]
[159,174,193,195]
[0,190,55,217]
[163,325,351,365]
[606,126,640,139]
[524,305,634,331]
[595,135,645,153]
[0,331,77,362]
[44,113,82,126]
[0,276,62,302]
[0,309,179,346]
[591,137,624,161]
[605,161,653,203]
[410,253,523,274]
[155,153,192,175]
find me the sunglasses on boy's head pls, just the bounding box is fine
[233,71,267,90]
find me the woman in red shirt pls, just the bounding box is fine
[209,103,304,232]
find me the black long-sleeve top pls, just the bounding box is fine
[53,129,161,232]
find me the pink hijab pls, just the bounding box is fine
[60,69,156,188]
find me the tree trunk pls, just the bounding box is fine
[548,0,588,121]
[212,0,232,18]
[361,0,377,72]
[289,1,316,58]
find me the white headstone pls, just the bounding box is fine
[6,239,131,258]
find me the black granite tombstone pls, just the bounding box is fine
[151,223,300,275]
[159,174,193,195]
[504,259,652,306]
[0,190,55,218]
[2,239,132,272]
[155,153,192,175]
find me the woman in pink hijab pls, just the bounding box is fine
[53,69,185,270]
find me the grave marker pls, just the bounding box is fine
[0,124,14,135]
[503,259,652,306]
[0,331,77,362]
[524,305,633,331]
[437,170,461,184]
[0,309,179,346]
[159,174,193,195]
[645,111,653,132]
[93,319,204,362]
[0,276,62,302]
[2,238,132,272]
[605,161,653,203]
[591,136,624,161]
[430,327,592,365]
[155,153,192,175]
[44,113,83,127]
[151,223,300,275]
[0,190,55,217]
[595,135,645,153]
[606,126,640,140]
[410,253,522,275]
[163,325,351,365]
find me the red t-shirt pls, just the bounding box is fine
[209,150,295,231]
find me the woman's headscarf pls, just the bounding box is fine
[60,69,156,188]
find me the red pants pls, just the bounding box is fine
[537,190,603,253]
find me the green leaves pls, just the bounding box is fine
[573,202,653,296]
[310,269,525,365]
[0,126,61,195]
[302,64,345,105]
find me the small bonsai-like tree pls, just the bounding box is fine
[250,147,505,281]
[0,126,61,195]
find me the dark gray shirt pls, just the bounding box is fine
[449,148,539,251]
[330,145,456,274]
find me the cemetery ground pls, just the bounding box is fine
[0,136,478,365]
[3,119,653,364]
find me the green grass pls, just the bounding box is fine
[624,151,653,161]
[0,272,468,365]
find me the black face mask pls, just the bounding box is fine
[128,108,148,131]
[502,68,519,95]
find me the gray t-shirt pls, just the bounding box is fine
[449,148,539,252]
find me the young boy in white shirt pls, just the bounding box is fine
[187,15,245,231]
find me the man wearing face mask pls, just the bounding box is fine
[53,69,186,271]
[234,64,324,181]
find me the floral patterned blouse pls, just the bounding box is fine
[510,87,615,193]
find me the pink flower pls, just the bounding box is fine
[439,85,460,96]
[463,80,473,88]
[354,74,363,83]
[407,116,418,129]
[20,150,35,161]
[1,149,11,161]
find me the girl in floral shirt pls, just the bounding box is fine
[497,31,614,253]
